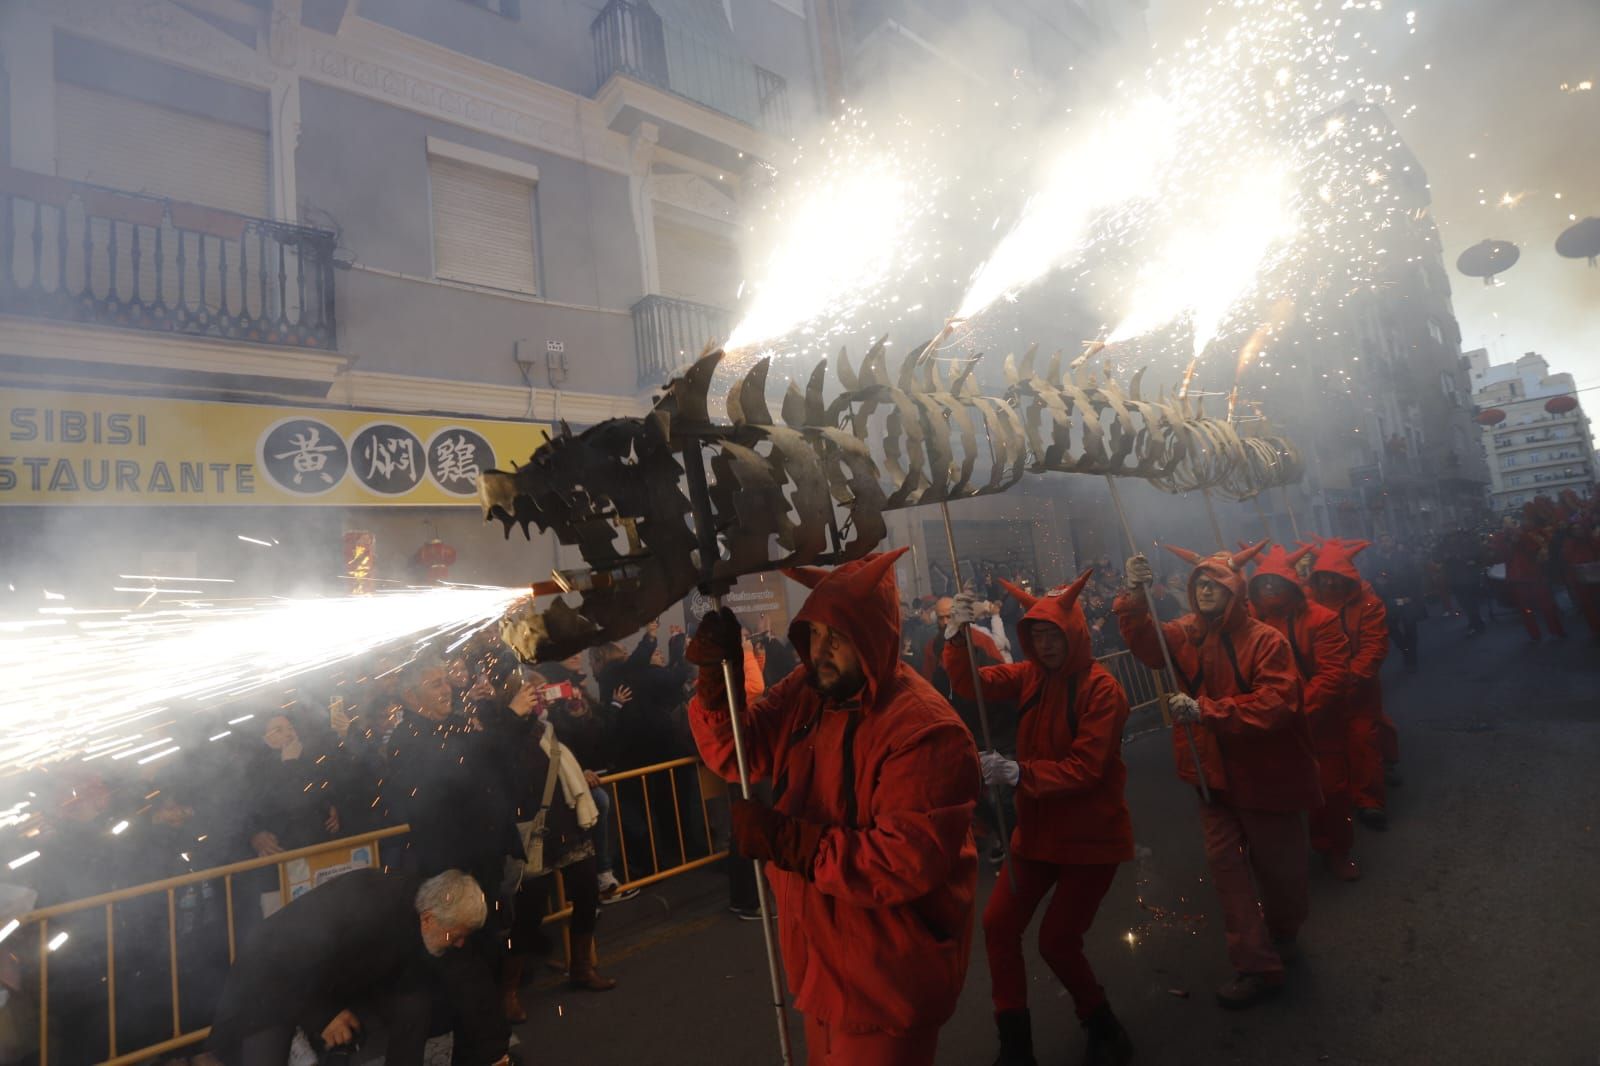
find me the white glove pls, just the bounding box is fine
[979,750,1020,788]
[1168,693,1203,725]
[1126,554,1155,588]
[944,592,979,640]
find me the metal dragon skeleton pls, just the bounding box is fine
[481,339,1303,662]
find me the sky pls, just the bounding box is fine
[1148,0,1600,387]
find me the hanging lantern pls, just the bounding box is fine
[1544,395,1579,415]
[1475,407,1507,426]
[415,538,457,583]
[343,530,375,596]
[1556,217,1600,267]
[1455,239,1520,285]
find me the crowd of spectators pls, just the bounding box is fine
[0,614,726,1064]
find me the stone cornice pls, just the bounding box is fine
[0,314,347,385]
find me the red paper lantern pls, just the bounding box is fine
[1475,408,1506,426]
[415,538,457,583]
[1544,395,1578,415]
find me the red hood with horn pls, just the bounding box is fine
[784,548,908,709]
[1310,538,1368,584]
[1164,539,1270,633]
[1248,543,1314,612]
[1014,569,1095,674]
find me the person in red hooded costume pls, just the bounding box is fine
[1245,544,1359,881]
[686,549,981,1066]
[1305,538,1393,829]
[1114,542,1320,1009]
[941,571,1135,1066]
[1494,507,1568,641]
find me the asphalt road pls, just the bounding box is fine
[510,610,1600,1066]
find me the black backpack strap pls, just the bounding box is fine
[838,709,862,828]
[1283,615,1314,682]
[1220,631,1253,694]
[771,707,822,807]
[1065,674,1079,739]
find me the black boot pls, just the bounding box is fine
[1082,1003,1134,1066]
[993,1009,1037,1066]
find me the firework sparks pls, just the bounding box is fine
[725,111,946,360]
[0,585,522,774]
[955,97,1178,321]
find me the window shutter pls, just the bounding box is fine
[55,82,269,217]
[429,156,537,295]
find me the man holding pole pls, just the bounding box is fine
[686,549,981,1066]
[1115,543,1321,1009]
[944,572,1135,1066]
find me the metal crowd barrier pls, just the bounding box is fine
[9,756,726,1065]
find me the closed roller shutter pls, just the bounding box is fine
[55,82,269,217]
[653,215,738,308]
[429,155,537,295]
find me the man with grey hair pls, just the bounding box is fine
[209,868,488,1066]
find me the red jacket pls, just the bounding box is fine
[1115,545,1321,812]
[1247,545,1352,753]
[689,550,980,1034]
[921,627,1002,684]
[1307,540,1388,720]
[944,572,1133,865]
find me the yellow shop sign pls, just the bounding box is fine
[0,389,549,506]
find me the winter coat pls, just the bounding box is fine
[1308,540,1389,722]
[943,573,1133,865]
[690,550,980,1035]
[1247,546,1352,754]
[209,869,428,1062]
[1115,549,1321,812]
[383,713,519,884]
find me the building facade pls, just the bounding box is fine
[0,0,1147,605]
[1468,349,1598,512]
[1252,105,1490,544]
[0,0,828,596]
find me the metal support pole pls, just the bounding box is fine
[937,500,1015,862]
[1202,488,1227,551]
[715,594,794,1066]
[679,439,792,1066]
[1104,476,1212,803]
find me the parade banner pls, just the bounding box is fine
[0,388,550,506]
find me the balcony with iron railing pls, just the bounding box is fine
[591,0,791,140]
[0,166,337,351]
[632,293,730,388]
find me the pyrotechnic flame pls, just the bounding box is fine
[1108,164,1299,357]
[0,586,522,774]
[956,97,1178,321]
[725,113,943,359]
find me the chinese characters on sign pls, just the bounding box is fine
[261,419,350,496]
[427,428,494,496]
[260,420,498,500]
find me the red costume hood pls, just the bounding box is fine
[1248,543,1314,608]
[1163,540,1269,631]
[1310,538,1369,583]
[784,549,908,707]
[1004,570,1095,675]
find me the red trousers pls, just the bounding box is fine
[802,1014,939,1066]
[1511,581,1566,639]
[984,856,1118,1018]
[1308,749,1354,857]
[1347,713,1386,811]
[1197,799,1308,978]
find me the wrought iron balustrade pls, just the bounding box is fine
[632,293,730,389]
[0,166,337,350]
[592,0,790,138]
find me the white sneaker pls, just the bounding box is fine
[598,870,620,891]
